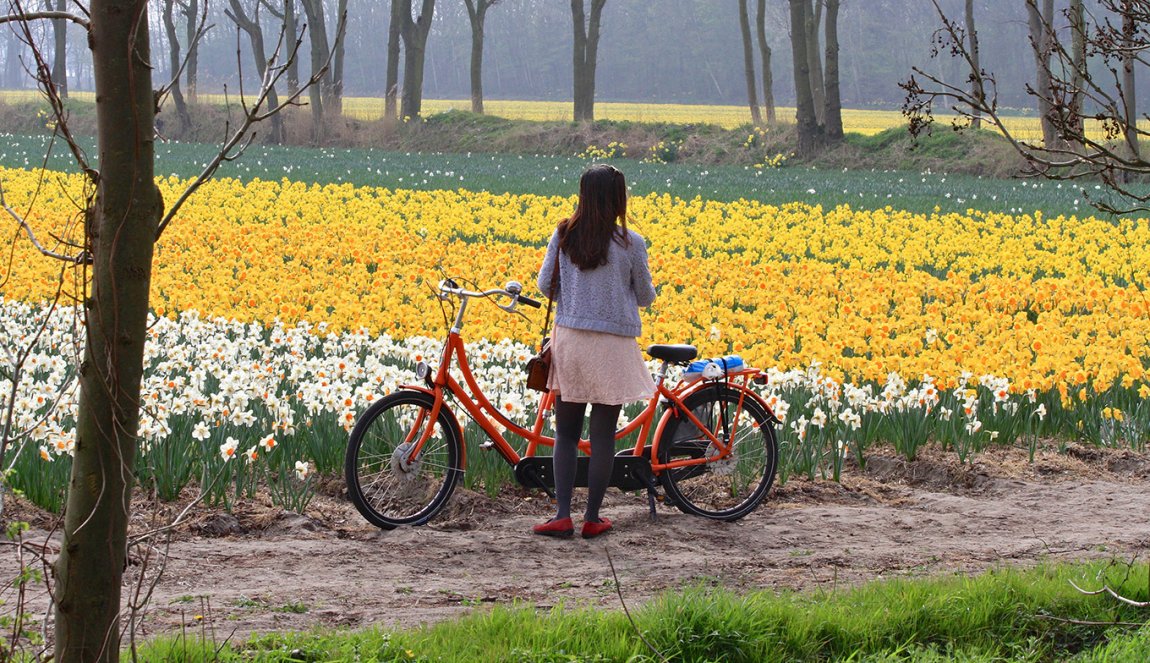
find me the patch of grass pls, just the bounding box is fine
[232,596,309,614]
[842,125,1021,178]
[0,130,1123,219]
[275,601,309,614]
[131,562,1150,662]
[7,96,1133,220]
[1071,625,1150,662]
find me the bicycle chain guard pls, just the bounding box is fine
[513,452,654,493]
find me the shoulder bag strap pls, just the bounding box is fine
[541,255,560,345]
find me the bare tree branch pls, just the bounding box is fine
[605,546,669,663]
[0,10,88,29]
[155,11,346,239]
[902,0,1150,215]
[0,181,89,264]
[6,0,97,180]
[1069,578,1150,607]
[154,0,211,111]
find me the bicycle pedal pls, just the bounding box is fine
[479,440,495,450]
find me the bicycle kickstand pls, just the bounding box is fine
[645,485,659,522]
[634,469,661,522]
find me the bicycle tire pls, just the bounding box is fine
[657,384,778,520]
[345,390,464,529]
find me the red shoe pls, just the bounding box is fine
[533,517,574,538]
[581,517,613,539]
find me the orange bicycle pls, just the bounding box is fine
[344,278,779,529]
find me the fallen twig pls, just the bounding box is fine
[605,546,669,663]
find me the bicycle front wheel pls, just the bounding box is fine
[345,390,464,529]
[657,384,778,520]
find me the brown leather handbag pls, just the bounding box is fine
[525,259,560,392]
[524,339,552,392]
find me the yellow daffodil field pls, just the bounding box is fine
[2,90,1101,141]
[2,161,1149,509]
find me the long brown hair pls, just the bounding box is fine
[558,164,630,270]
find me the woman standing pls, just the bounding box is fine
[534,164,657,539]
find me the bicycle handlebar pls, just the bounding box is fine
[517,294,543,309]
[438,279,543,310]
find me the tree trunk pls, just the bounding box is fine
[755,0,774,125]
[965,0,982,129]
[738,0,762,127]
[161,0,191,133]
[789,0,821,157]
[51,0,67,97]
[464,0,490,114]
[1067,0,1085,141]
[584,0,605,122]
[185,0,199,102]
[385,0,404,125]
[53,1,162,660]
[299,0,331,140]
[400,38,427,119]
[571,0,606,123]
[823,0,842,141]
[1122,0,1138,161]
[228,0,284,143]
[571,0,587,121]
[331,0,348,116]
[5,33,23,89]
[804,0,825,126]
[400,0,436,119]
[285,0,300,96]
[1026,0,1059,149]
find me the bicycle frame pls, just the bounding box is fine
[400,309,768,478]
[344,279,779,530]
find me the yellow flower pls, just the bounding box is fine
[4,165,1148,398]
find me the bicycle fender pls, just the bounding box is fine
[705,382,781,426]
[649,408,678,472]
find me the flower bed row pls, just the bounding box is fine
[1,168,1148,394]
[3,302,1145,514]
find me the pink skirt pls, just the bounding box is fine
[547,325,656,405]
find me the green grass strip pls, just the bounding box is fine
[0,132,1121,218]
[133,561,1150,662]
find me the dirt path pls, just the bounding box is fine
[6,445,1150,640]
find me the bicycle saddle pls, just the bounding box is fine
[646,344,697,362]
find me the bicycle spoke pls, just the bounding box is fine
[345,391,463,529]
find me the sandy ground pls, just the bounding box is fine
[4,444,1150,642]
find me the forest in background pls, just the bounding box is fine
[1,0,1142,111]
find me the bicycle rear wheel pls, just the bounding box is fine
[345,390,463,529]
[657,384,777,520]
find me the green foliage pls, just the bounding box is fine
[0,133,1124,219]
[1071,625,1150,662]
[137,414,200,501]
[127,562,1150,662]
[5,442,70,513]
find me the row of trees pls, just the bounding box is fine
[905,0,1148,212]
[18,0,848,151]
[143,0,608,134]
[736,0,846,156]
[11,2,1148,134]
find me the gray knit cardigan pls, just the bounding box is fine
[536,227,657,338]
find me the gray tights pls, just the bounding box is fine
[551,397,620,523]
